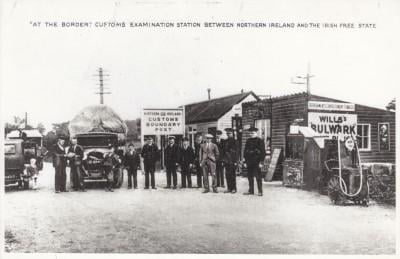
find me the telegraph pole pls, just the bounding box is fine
[291,63,314,97]
[291,63,314,126]
[94,67,111,104]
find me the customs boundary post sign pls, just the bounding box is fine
[141,107,185,144]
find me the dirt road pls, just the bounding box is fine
[4,162,396,254]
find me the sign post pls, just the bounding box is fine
[141,108,185,170]
[141,108,185,136]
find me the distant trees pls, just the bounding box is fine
[125,118,141,142]
[4,116,36,136]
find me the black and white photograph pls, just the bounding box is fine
[1,0,399,257]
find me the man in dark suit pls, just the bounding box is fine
[243,127,266,196]
[179,137,195,188]
[124,143,141,189]
[53,135,68,193]
[223,128,239,193]
[68,137,86,191]
[141,137,159,189]
[194,134,203,188]
[164,136,180,189]
[199,134,220,193]
[215,130,225,188]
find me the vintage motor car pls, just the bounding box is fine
[4,138,45,189]
[77,132,124,188]
[4,139,25,187]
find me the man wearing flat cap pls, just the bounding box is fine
[215,130,225,188]
[164,136,180,189]
[199,133,220,193]
[53,135,68,193]
[223,128,239,193]
[243,127,266,196]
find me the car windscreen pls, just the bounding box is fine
[77,135,117,147]
[4,144,16,154]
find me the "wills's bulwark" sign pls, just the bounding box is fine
[141,108,185,135]
[308,112,357,139]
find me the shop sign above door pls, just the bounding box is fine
[308,101,355,112]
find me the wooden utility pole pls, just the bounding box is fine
[291,63,314,126]
[94,67,111,104]
[291,63,314,98]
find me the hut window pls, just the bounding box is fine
[356,124,371,151]
[4,144,16,154]
[255,119,271,152]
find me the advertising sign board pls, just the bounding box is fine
[308,112,357,139]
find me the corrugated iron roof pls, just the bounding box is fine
[185,91,259,124]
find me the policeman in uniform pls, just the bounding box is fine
[215,130,225,188]
[199,133,220,193]
[223,128,238,193]
[68,137,86,191]
[194,134,204,188]
[243,127,266,196]
[179,137,195,188]
[141,137,159,189]
[164,136,180,189]
[53,135,68,193]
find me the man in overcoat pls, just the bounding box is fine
[243,127,266,196]
[164,136,180,189]
[141,137,159,189]
[68,137,86,191]
[179,137,195,188]
[124,143,141,189]
[223,128,238,193]
[53,135,68,193]
[194,134,204,188]
[215,130,225,187]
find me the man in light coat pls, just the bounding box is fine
[199,134,220,193]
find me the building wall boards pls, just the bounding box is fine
[242,92,395,165]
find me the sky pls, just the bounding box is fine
[1,0,399,133]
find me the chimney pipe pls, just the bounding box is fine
[207,88,211,100]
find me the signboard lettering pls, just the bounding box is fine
[308,101,355,112]
[308,112,357,139]
[141,109,185,135]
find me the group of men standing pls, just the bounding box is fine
[196,127,266,196]
[138,128,240,193]
[52,126,266,196]
[139,126,265,196]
